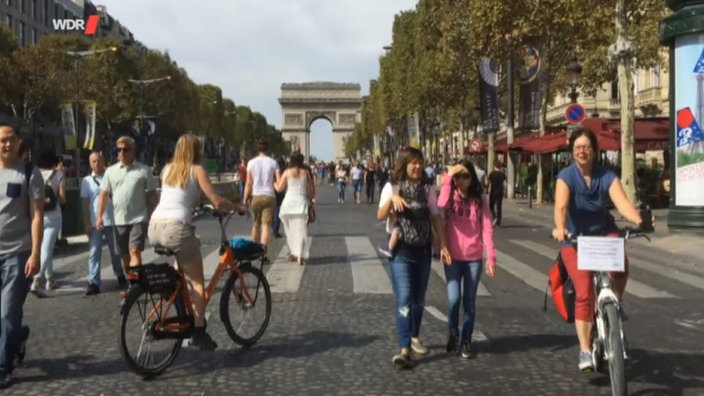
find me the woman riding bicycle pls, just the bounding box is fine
[148,134,246,350]
[552,128,653,372]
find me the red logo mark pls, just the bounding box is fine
[84,15,99,35]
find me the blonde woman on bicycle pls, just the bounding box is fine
[148,134,246,350]
[552,128,653,371]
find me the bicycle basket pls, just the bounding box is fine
[138,263,180,294]
[229,237,265,261]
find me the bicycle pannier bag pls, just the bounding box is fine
[547,253,576,323]
[139,263,180,294]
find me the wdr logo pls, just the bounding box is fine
[52,15,100,35]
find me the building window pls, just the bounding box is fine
[17,20,24,46]
[31,27,36,44]
[6,0,12,8]
[31,0,36,20]
[6,14,12,28]
[19,0,25,13]
[652,66,661,87]
[43,0,49,25]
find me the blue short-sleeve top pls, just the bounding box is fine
[557,163,617,236]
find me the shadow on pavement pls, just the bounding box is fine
[600,348,704,396]
[481,333,575,354]
[220,330,379,368]
[18,355,125,383]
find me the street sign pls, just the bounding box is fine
[565,103,586,124]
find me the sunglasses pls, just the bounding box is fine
[453,173,472,180]
[117,147,132,153]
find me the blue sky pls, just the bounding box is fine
[95,0,417,161]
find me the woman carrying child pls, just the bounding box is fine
[437,160,497,359]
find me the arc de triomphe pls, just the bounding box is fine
[278,82,362,161]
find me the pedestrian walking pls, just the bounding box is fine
[243,139,279,249]
[272,156,287,239]
[487,164,507,226]
[97,136,158,280]
[364,163,376,203]
[351,162,363,204]
[437,160,497,359]
[377,147,449,369]
[0,119,44,389]
[335,165,348,204]
[80,152,126,295]
[30,148,66,292]
[236,158,247,202]
[275,152,315,266]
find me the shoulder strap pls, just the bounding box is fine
[24,162,33,192]
[92,176,100,187]
[45,169,56,185]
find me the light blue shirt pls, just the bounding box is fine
[80,173,115,226]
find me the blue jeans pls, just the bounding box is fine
[388,248,431,349]
[337,181,346,201]
[443,259,483,343]
[0,251,32,374]
[238,180,245,201]
[88,226,123,287]
[38,214,61,280]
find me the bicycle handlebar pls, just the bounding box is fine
[200,204,247,243]
[550,226,652,243]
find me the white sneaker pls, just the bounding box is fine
[578,351,594,372]
[30,277,41,293]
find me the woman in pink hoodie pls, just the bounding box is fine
[437,160,497,359]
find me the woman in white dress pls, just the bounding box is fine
[275,152,315,265]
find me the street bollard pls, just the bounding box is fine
[527,186,532,209]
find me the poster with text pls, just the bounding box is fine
[674,35,704,206]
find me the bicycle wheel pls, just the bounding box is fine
[605,303,627,396]
[219,265,271,346]
[119,285,185,378]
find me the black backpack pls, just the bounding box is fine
[43,170,58,211]
[395,180,432,248]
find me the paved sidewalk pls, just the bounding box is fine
[502,198,704,271]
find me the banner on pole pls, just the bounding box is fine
[61,102,77,150]
[478,57,501,133]
[518,44,542,131]
[83,101,96,150]
[407,113,420,148]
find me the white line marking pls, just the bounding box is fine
[266,238,309,293]
[347,236,392,294]
[511,239,676,299]
[495,249,549,293]
[424,305,489,343]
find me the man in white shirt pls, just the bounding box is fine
[243,140,280,248]
[80,152,125,295]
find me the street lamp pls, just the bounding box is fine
[65,46,117,177]
[128,75,172,167]
[566,56,583,104]
[459,110,470,158]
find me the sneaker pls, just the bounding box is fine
[578,350,594,372]
[0,371,12,389]
[14,325,29,367]
[391,353,413,369]
[460,341,477,359]
[45,278,57,290]
[377,243,392,258]
[446,334,459,353]
[190,328,217,351]
[30,277,41,293]
[85,283,100,296]
[411,338,429,355]
[492,218,498,227]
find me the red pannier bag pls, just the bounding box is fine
[544,252,576,323]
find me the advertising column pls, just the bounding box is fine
[661,0,704,228]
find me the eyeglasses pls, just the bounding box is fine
[117,147,132,153]
[453,173,471,180]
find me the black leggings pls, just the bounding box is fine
[489,193,503,222]
[366,183,375,202]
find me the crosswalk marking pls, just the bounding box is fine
[266,237,310,293]
[511,239,676,299]
[431,259,491,297]
[424,305,489,343]
[495,250,548,293]
[346,236,392,294]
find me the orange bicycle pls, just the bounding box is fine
[118,209,271,378]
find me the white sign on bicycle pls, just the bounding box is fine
[577,236,626,272]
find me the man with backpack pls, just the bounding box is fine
[0,119,44,389]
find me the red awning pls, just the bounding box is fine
[511,129,620,154]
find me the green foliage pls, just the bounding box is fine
[677,152,704,167]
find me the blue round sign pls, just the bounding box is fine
[565,103,586,124]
